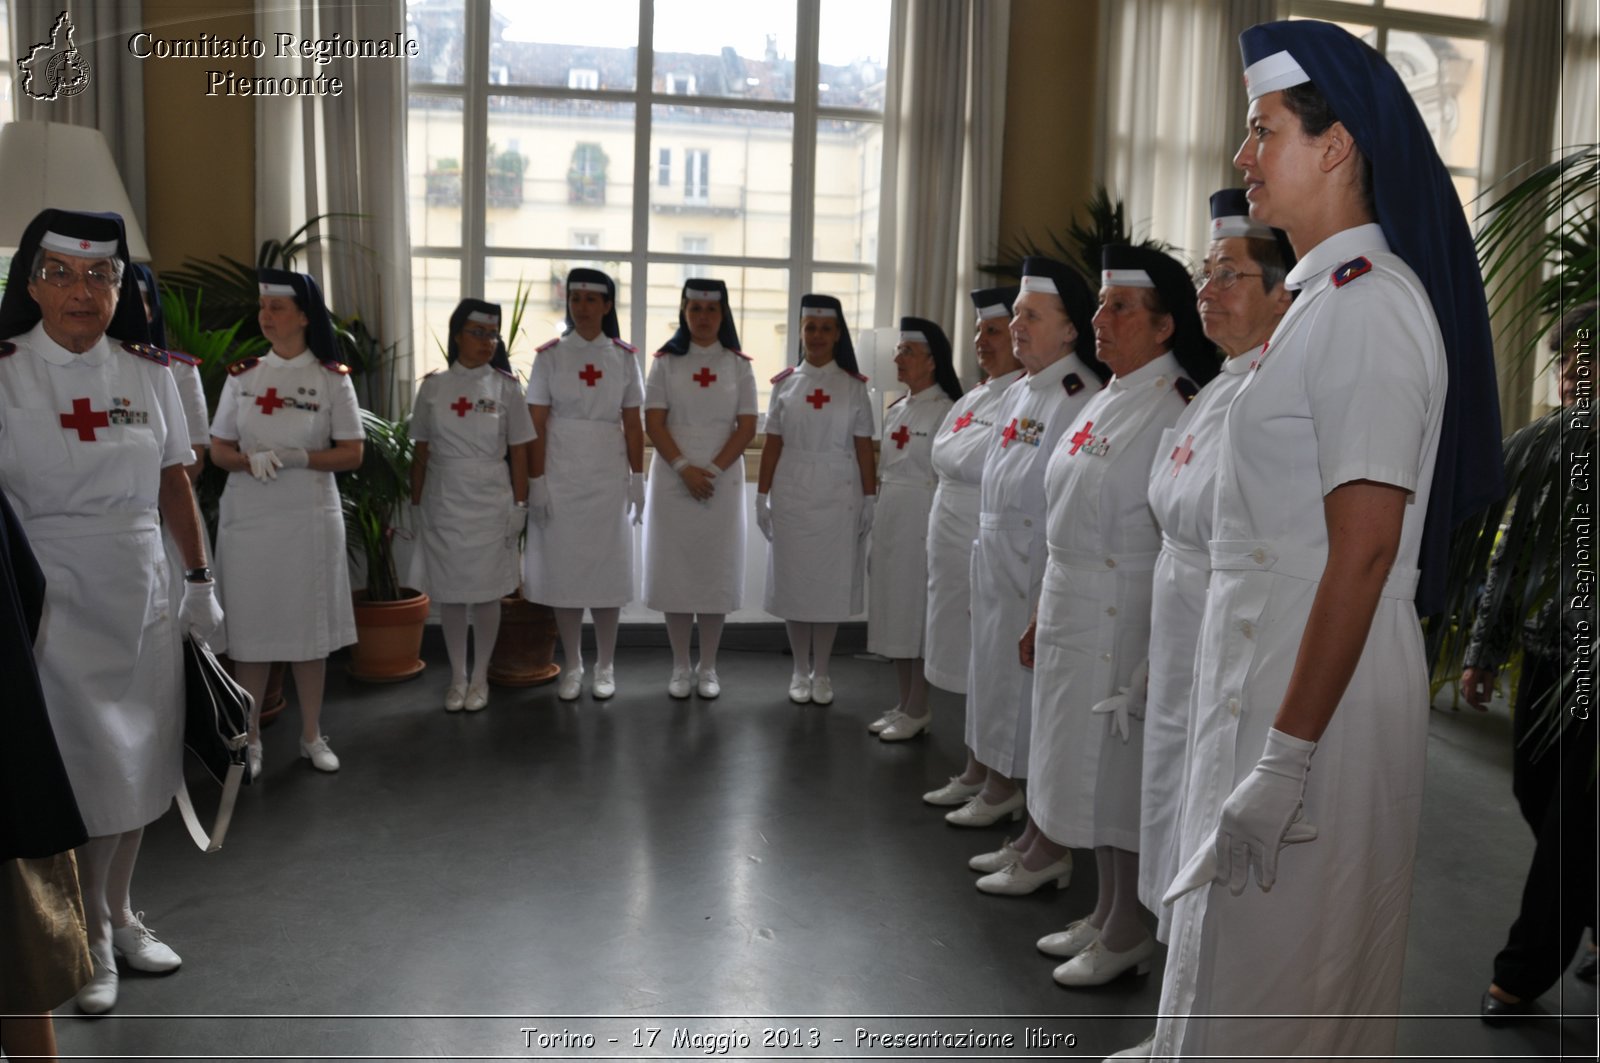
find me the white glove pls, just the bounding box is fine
[627,472,646,525]
[276,447,309,469]
[1091,658,1150,742]
[857,495,876,538]
[1214,727,1320,894]
[247,450,283,482]
[508,502,527,543]
[528,477,552,528]
[755,493,773,541]
[178,579,224,643]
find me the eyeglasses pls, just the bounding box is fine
[1192,267,1263,291]
[462,327,500,341]
[34,263,120,291]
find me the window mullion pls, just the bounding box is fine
[630,0,655,353]
[462,0,490,299]
[791,0,823,319]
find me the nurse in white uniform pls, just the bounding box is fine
[212,268,364,777]
[642,279,758,700]
[1102,193,1293,1061]
[0,209,222,1014]
[524,268,645,702]
[410,300,535,712]
[1153,21,1501,1060]
[950,257,1105,835]
[920,288,1024,801]
[1016,245,1215,985]
[755,293,876,707]
[866,317,961,740]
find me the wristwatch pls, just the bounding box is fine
[185,566,214,583]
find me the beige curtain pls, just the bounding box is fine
[1095,0,1274,258]
[12,0,146,230]
[255,0,414,416]
[890,0,1010,382]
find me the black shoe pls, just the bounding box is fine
[1480,989,1536,1026]
[1577,952,1598,984]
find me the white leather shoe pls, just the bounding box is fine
[444,683,467,712]
[76,950,118,1014]
[944,788,1025,827]
[880,712,930,742]
[299,735,340,772]
[464,684,489,712]
[1103,1031,1155,1059]
[976,853,1073,896]
[1051,934,1155,987]
[247,739,263,781]
[558,666,584,701]
[113,913,181,972]
[968,839,1021,873]
[696,669,720,699]
[810,675,834,705]
[592,665,616,700]
[667,668,693,699]
[868,707,903,734]
[1037,917,1100,958]
[923,776,983,806]
[788,673,812,704]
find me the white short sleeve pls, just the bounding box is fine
[765,381,787,437]
[621,349,645,408]
[850,380,875,437]
[172,362,210,446]
[644,356,671,411]
[152,367,193,468]
[504,377,537,446]
[736,359,758,416]
[409,378,434,442]
[330,373,365,441]
[211,374,242,442]
[525,349,553,406]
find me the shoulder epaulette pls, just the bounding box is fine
[167,349,200,367]
[320,360,352,375]
[612,337,638,354]
[121,341,171,367]
[1331,257,1372,288]
[0,341,16,359]
[729,348,752,362]
[494,365,518,380]
[1175,377,1199,404]
[423,368,441,379]
[1063,373,1084,396]
[848,371,869,383]
[227,357,260,376]
[536,337,559,354]
[888,393,907,408]
[653,347,673,358]
[771,366,796,385]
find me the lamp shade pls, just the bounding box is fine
[0,121,149,261]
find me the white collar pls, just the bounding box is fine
[267,350,316,368]
[27,322,111,368]
[1225,343,1265,374]
[1110,350,1181,391]
[1285,223,1389,292]
[1025,351,1080,391]
[689,341,722,356]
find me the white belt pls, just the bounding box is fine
[979,511,1039,532]
[936,480,980,499]
[1209,538,1419,601]
[23,510,158,540]
[1160,533,1211,573]
[1046,541,1159,574]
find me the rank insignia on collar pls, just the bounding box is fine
[168,349,200,366]
[536,338,559,353]
[770,366,796,385]
[1063,373,1084,395]
[1175,377,1199,404]
[121,341,171,367]
[320,360,352,375]
[612,337,638,354]
[1331,257,1372,288]
[0,341,15,358]
[227,357,260,376]
[494,366,517,380]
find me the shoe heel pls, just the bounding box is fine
[1134,960,1152,976]
[1053,874,1071,890]
[1009,806,1024,822]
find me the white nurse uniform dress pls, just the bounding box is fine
[867,385,953,658]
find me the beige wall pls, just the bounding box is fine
[997,0,1100,262]
[141,0,256,274]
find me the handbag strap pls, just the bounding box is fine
[174,763,244,854]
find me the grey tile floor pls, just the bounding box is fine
[47,630,1598,1061]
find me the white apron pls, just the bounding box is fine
[1137,349,1254,941]
[1025,354,1187,853]
[211,351,362,661]
[923,368,1023,692]
[0,326,191,836]
[867,386,953,658]
[763,359,874,622]
[1154,225,1446,1060]
[642,343,758,614]
[410,363,535,603]
[523,331,644,609]
[964,354,1101,778]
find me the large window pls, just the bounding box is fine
[406,0,895,399]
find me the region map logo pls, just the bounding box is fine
[18,11,92,102]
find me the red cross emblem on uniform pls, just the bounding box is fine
[693,367,717,387]
[451,396,473,417]
[1068,421,1095,455]
[999,418,1019,448]
[255,387,287,415]
[805,388,830,410]
[951,410,974,433]
[890,425,911,449]
[1170,434,1195,476]
[60,398,110,441]
[579,364,603,387]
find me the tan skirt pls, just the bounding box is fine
[0,852,92,1012]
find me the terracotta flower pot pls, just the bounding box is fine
[349,588,430,682]
[487,593,561,687]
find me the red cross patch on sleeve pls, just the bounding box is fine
[1331,257,1372,288]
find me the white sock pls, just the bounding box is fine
[441,603,469,685]
[469,600,501,686]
